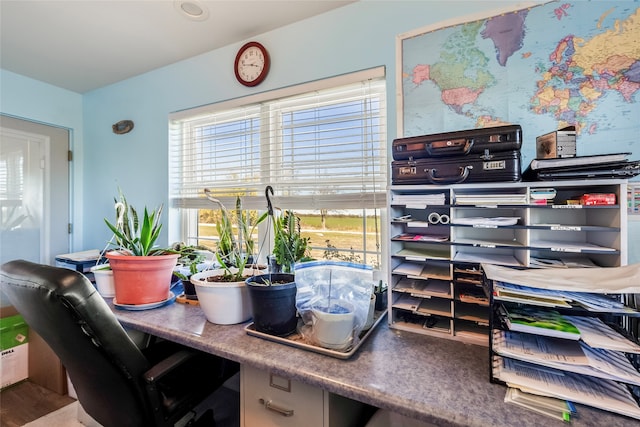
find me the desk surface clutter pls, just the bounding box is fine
[112,301,636,427]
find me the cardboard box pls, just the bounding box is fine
[0,314,29,388]
[536,126,576,159]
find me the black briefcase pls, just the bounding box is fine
[392,125,522,161]
[391,150,522,185]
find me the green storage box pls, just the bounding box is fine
[1,314,29,388]
[0,314,29,350]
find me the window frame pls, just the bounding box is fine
[168,67,388,269]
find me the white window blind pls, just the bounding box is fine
[169,69,386,211]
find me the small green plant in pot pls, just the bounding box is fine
[103,189,179,305]
[171,242,212,299]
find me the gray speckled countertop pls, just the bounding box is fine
[113,302,638,427]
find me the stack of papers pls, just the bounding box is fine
[504,387,575,422]
[454,193,528,205]
[493,281,638,313]
[529,256,598,268]
[494,330,640,385]
[394,277,451,298]
[451,217,520,226]
[391,193,446,207]
[392,261,451,280]
[454,252,523,267]
[494,356,640,420]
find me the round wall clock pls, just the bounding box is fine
[234,41,270,87]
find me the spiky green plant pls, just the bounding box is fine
[272,210,310,273]
[204,189,267,281]
[104,189,172,256]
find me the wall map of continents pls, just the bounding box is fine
[401,1,640,165]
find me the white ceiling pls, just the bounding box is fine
[0,0,355,93]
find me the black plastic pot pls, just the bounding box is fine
[374,289,388,311]
[245,273,297,337]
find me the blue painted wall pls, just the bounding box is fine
[1,1,638,261]
[0,69,85,250]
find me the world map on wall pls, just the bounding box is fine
[402,1,640,165]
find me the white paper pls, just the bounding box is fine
[566,316,640,353]
[494,331,640,386]
[494,357,640,420]
[483,263,640,293]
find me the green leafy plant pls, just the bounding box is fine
[171,242,211,279]
[272,210,311,273]
[104,188,174,256]
[204,189,267,281]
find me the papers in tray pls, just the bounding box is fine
[394,277,451,298]
[393,233,449,243]
[391,193,446,207]
[492,281,638,313]
[454,193,528,205]
[395,247,450,261]
[392,261,451,280]
[451,216,520,226]
[529,256,598,268]
[493,330,640,386]
[482,263,640,293]
[454,238,525,247]
[504,387,575,422]
[565,316,640,353]
[457,287,488,305]
[494,356,640,420]
[493,282,573,308]
[454,252,523,267]
[529,239,617,252]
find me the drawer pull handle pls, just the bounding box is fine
[258,398,294,417]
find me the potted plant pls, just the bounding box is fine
[189,190,267,325]
[171,242,212,300]
[245,186,311,336]
[103,189,179,306]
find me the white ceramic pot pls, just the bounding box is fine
[311,301,355,350]
[190,269,252,325]
[90,265,115,298]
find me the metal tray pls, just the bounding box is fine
[245,310,387,359]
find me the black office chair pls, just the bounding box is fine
[0,259,239,427]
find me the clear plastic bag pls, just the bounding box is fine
[294,260,373,350]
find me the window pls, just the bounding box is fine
[169,68,387,268]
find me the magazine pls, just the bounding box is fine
[501,306,580,340]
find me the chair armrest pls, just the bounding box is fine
[143,349,195,384]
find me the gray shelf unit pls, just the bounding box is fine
[387,179,628,346]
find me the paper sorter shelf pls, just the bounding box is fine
[245,310,387,360]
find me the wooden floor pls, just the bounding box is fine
[0,381,75,427]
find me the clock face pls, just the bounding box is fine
[234,42,270,87]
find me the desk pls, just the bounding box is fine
[113,302,636,427]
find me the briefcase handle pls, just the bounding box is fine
[427,165,473,184]
[426,138,473,156]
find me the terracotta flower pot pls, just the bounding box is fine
[105,251,179,305]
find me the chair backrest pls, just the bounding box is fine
[0,260,153,426]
